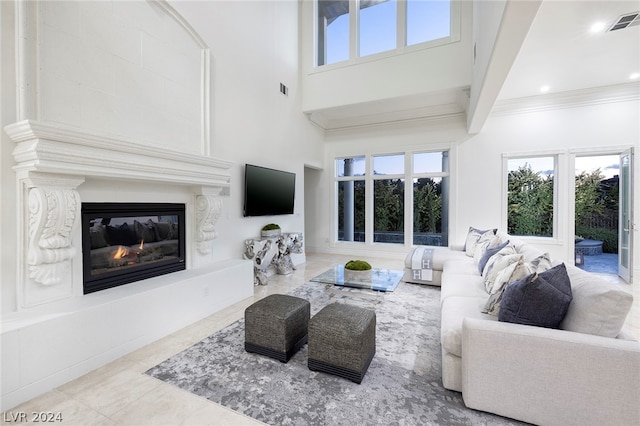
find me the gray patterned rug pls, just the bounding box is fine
[146,282,526,425]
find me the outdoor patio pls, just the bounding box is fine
[578,253,618,275]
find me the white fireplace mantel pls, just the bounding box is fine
[4,119,233,308]
[5,119,232,188]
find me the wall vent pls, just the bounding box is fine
[608,12,640,31]
[279,83,288,96]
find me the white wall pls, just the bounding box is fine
[299,0,472,113]
[306,97,640,286]
[1,0,324,313]
[306,114,471,257]
[1,0,18,315]
[1,0,323,409]
[170,0,324,257]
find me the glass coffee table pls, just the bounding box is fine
[310,265,404,292]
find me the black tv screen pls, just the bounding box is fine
[243,164,295,216]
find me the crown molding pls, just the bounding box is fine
[492,82,640,116]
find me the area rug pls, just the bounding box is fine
[146,282,526,425]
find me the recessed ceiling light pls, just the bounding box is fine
[540,85,550,93]
[630,72,640,80]
[590,21,606,33]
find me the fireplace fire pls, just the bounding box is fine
[81,203,186,294]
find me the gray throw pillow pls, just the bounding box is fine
[498,263,573,329]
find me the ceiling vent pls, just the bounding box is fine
[608,12,640,31]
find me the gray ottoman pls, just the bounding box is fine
[308,303,376,384]
[244,294,310,363]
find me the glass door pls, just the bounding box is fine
[619,149,633,282]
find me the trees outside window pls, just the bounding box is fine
[336,151,449,246]
[337,157,366,241]
[507,157,555,237]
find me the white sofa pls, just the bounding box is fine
[405,230,640,426]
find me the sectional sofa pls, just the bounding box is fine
[405,229,640,426]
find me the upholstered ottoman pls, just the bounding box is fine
[244,294,310,363]
[308,303,376,384]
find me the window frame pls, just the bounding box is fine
[502,152,561,241]
[334,149,451,247]
[314,0,461,70]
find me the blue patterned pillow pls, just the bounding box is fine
[498,263,573,329]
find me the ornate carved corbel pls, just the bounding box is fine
[27,186,81,285]
[195,191,223,254]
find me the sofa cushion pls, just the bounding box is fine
[560,265,634,338]
[441,296,496,357]
[440,273,488,303]
[464,227,497,256]
[498,263,573,329]
[518,243,547,263]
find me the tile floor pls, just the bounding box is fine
[2,253,637,425]
[1,253,400,426]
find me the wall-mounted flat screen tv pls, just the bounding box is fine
[243,164,295,216]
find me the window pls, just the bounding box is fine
[316,0,453,67]
[359,0,397,57]
[506,156,556,237]
[336,150,449,246]
[413,151,448,246]
[317,1,350,66]
[407,0,450,46]
[373,154,404,243]
[337,157,366,241]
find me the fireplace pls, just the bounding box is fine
[81,203,186,294]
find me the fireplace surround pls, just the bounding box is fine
[82,203,187,294]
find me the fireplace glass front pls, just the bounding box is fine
[82,203,186,294]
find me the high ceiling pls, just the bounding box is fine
[312,0,640,131]
[498,0,640,100]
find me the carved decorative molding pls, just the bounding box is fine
[195,192,223,255]
[27,186,81,285]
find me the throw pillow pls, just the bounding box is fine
[464,227,497,256]
[498,263,573,329]
[483,252,522,293]
[477,240,509,275]
[483,259,535,316]
[482,242,517,277]
[473,232,502,265]
[530,252,552,271]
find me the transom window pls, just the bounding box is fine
[317,0,454,67]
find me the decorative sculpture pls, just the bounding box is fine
[244,232,303,284]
